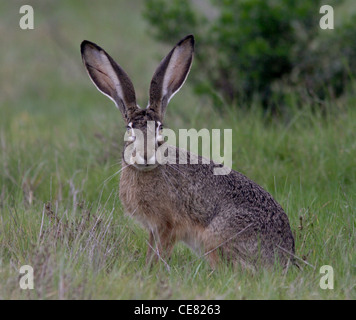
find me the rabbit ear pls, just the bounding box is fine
[81,40,137,122]
[149,35,194,119]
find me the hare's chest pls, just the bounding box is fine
[119,169,180,227]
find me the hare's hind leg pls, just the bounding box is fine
[204,216,259,270]
[204,241,258,271]
[204,248,223,269]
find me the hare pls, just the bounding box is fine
[81,35,295,270]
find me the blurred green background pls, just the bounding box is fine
[0,0,355,299]
[144,0,356,109]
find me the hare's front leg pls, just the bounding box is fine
[145,231,156,265]
[145,229,176,266]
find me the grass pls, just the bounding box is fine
[0,0,355,299]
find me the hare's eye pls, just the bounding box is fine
[156,123,164,142]
[127,123,133,133]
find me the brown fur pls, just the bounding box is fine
[119,149,295,269]
[81,35,296,270]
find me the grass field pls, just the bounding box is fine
[0,1,355,299]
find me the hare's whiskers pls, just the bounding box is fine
[101,164,131,186]
[108,160,123,168]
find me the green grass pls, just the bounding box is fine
[0,0,355,299]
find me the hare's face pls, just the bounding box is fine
[81,35,194,171]
[123,109,164,171]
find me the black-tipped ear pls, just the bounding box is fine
[149,35,194,119]
[81,40,137,122]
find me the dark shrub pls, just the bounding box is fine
[144,0,354,110]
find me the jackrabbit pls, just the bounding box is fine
[81,35,295,269]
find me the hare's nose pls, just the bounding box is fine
[133,147,155,165]
[146,154,156,165]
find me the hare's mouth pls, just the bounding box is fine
[132,163,159,171]
[125,152,159,171]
